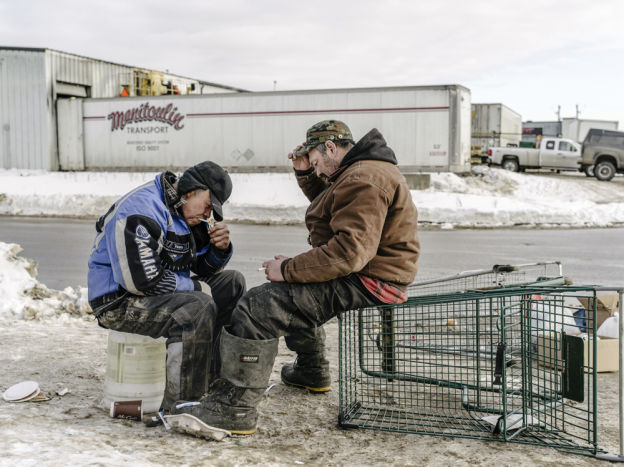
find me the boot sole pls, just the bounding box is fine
[281,377,331,393]
[230,427,257,435]
[167,413,256,438]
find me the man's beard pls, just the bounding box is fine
[321,153,340,179]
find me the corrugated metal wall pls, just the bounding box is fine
[45,50,134,170]
[1,47,239,170]
[48,49,131,98]
[0,49,49,169]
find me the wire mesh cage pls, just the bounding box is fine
[407,261,563,297]
[338,285,609,457]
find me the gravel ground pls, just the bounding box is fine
[0,317,621,466]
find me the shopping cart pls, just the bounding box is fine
[338,263,624,460]
[407,261,563,296]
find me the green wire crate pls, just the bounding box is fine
[407,261,563,296]
[338,286,609,458]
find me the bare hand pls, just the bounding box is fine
[209,222,231,250]
[288,143,311,171]
[262,255,289,282]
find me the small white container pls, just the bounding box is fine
[102,330,166,414]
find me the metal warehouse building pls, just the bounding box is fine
[0,46,244,170]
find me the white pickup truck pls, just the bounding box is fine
[488,137,582,172]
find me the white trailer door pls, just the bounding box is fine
[57,98,85,170]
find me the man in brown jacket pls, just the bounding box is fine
[174,120,420,435]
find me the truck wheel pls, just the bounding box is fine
[583,166,594,177]
[594,161,616,181]
[501,158,519,172]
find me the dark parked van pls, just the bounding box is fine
[581,129,624,181]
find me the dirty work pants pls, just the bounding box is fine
[229,274,382,345]
[94,270,245,408]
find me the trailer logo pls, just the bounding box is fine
[107,103,185,132]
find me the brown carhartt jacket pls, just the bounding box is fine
[282,129,420,287]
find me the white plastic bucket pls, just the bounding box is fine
[102,330,166,414]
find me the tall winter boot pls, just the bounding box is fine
[173,327,278,435]
[281,326,331,393]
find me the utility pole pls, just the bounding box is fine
[576,104,581,119]
[556,105,561,121]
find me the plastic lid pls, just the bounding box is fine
[3,381,40,402]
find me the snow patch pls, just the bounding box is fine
[1,167,624,228]
[0,242,92,321]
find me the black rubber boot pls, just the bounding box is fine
[281,326,331,392]
[172,379,261,434]
[280,354,331,393]
[173,328,278,435]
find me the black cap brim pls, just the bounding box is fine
[212,198,224,222]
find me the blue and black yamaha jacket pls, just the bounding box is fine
[87,172,232,302]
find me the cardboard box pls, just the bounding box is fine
[576,294,620,333]
[537,332,619,373]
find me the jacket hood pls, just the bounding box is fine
[339,128,398,168]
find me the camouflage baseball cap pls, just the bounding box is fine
[295,120,353,157]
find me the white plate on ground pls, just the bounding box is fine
[14,388,42,402]
[3,381,40,402]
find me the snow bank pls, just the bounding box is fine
[1,167,624,227]
[414,168,624,228]
[0,170,159,218]
[0,242,92,321]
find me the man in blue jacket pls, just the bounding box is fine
[88,161,245,412]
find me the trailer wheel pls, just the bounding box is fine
[594,161,616,181]
[583,166,594,177]
[501,158,520,172]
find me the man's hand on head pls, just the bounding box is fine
[288,143,311,171]
[209,222,231,250]
[262,255,289,282]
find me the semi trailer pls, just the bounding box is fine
[58,84,472,174]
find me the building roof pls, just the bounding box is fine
[0,46,247,92]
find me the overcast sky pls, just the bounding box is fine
[1,0,623,125]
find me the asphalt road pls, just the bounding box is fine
[0,216,622,290]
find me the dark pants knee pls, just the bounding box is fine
[229,276,380,342]
[206,269,246,330]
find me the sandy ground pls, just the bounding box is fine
[0,317,621,466]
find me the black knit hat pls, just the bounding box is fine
[178,161,232,221]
